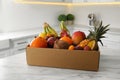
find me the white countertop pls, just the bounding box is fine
[0,28,40,40]
[0,48,120,80]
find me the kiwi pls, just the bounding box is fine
[54,40,70,49]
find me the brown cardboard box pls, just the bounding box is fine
[26,47,100,71]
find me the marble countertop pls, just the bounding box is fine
[0,48,120,80]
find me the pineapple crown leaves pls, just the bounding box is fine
[87,21,110,46]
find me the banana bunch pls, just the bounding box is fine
[39,26,47,39]
[60,21,70,37]
[39,22,58,38]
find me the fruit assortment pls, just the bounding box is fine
[29,21,110,51]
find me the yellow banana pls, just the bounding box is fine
[44,22,58,37]
[47,25,58,37]
[39,22,58,38]
[59,21,70,37]
[39,32,46,38]
[60,21,70,34]
[39,23,48,38]
[45,26,54,37]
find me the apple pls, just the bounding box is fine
[72,31,86,45]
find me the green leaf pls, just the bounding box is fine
[100,28,110,36]
[97,21,102,32]
[98,39,104,46]
[100,36,106,38]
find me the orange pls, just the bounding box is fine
[30,36,47,48]
[60,36,73,45]
[68,45,75,50]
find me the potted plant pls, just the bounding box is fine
[58,14,67,24]
[66,13,75,25]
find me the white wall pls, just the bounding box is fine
[1,0,120,32]
[70,5,120,29]
[0,0,2,32]
[0,0,67,32]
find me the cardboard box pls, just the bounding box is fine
[26,47,100,71]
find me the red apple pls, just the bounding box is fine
[72,31,86,45]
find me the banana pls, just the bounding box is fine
[44,22,58,37]
[45,26,53,37]
[60,21,70,37]
[39,22,58,38]
[47,25,58,37]
[39,32,46,38]
[60,21,70,34]
[39,23,47,38]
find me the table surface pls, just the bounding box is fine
[0,48,120,80]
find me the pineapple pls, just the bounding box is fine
[87,21,110,50]
[78,21,110,50]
